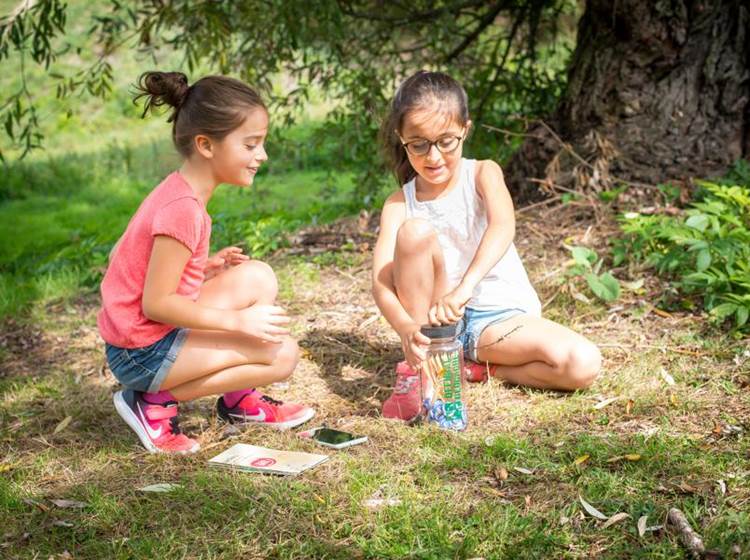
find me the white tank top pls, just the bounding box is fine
[403,158,541,314]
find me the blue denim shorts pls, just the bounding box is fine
[105,328,188,393]
[457,307,526,362]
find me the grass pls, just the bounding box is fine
[1,203,748,559]
[1,3,747,555]
[0,120,374,319]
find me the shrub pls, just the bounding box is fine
[613,180,750,332]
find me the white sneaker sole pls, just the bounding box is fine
[113,391,200,454]
[228,407,316,430]
[274,407,315,430]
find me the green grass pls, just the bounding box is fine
[0,122,372,319]
[2,2,748,556]
[1,249,748,559]
[1,403,747,558]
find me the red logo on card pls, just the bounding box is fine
[251,457,277,467]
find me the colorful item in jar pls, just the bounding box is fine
[420,350,467,430]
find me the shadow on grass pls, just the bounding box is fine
[2,317,749,559]
[0,315,365,558]
[299,327,401,414]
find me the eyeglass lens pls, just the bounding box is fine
[406,136,461,156]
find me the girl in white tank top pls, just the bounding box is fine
[403,157,541,314]
[372,71,602,423]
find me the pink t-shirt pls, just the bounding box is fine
[97,171,212,348]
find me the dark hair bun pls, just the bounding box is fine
[134,71,190,120]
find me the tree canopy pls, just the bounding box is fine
[0,1,574,174]
[2,0,748,202]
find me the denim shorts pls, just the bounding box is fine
[105,328,188,393]
[457,307,526,362]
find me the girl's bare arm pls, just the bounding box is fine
[457,160,516,293]
[142,236,289,342]
[142,236,238,331]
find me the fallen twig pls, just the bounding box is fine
[516,195,562,214]
[529,177,585,197]
[667,508,704,558]
[334,268,358,282]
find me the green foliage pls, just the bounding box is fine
[1,0,579,197]
[598,184,627,204]
[566,245,621,303]
[0,0,67,159]
[614,180,750,332]
[242,216,300,257]
[0,128,360,318]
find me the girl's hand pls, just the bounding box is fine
[399,323,431,368]
[232,305,291,343]
[428,285,471,325]
[205,246,249,279]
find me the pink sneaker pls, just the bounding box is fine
[217,390,315,430]
[113,390,200,454]
[382,361,422,422]
[464,360,497,383]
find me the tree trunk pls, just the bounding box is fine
[506,0,750,202]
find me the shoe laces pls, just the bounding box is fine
[393,373,418,394]
[168,417,182,435]
[162,402,183,436]
[260,394,283,407]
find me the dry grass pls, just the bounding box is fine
[1,202,748,559]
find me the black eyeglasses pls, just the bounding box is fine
[399,133,465,156]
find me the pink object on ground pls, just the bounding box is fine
[464,360,497,383]
[382,361,423,422]
[217,390,315,430]
[113,390,200,454]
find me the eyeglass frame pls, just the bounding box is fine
[397,129,467,157]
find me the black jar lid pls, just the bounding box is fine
[420,322,460,339]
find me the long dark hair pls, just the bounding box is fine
[381,71,470,185]
[134,71,266,157]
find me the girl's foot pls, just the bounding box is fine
[464,360,497,383]
[216,390,314,429]
[382,361,422,422]
[113,390,200,454]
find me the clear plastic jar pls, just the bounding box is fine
[419,322,467,431]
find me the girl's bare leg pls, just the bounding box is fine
[392,218,449,322]
[161,260,300,401]
[475,314,601,391]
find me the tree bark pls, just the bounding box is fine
[506,0,750,202]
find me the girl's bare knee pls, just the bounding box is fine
[270,338,300,380]
[236,260,278,300]
[562,340,602,390]
[396,218,436,252]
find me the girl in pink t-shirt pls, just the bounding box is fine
[98,72,314,454]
